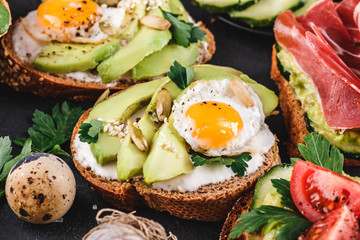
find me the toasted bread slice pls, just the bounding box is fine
[0,20,215,101]
[71,108,281,221]
[271,45,360,167]
[220,189,254,240]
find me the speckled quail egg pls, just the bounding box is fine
[5,153,76,224]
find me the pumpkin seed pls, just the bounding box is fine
[140,16,171,30]
[230,78,254,107]
[94,88,110,106]
[156,88,172,122]
[127,119,148,152]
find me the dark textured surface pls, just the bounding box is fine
[1,1,359,239]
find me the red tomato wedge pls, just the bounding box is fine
[290,161,360,222]
[303,206,360,240]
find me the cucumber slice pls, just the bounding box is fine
[294,0,319,16]
[229,0,305,27]
[194,0,254,13]
[251,164,293,209]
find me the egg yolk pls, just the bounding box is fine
[185,101,243,149]
[37,0,99,30]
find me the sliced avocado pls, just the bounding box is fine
[143,122,194,184]
[86,77,166,123]
[117,80,181,180]
[117,134,147,181]
[133,43,198,80]
[33,40,120,74]
[117,1,146,40]
[164,0,189,21]
[137,80,181,141]
[97,8,172,83]
[90,133,121,166]
[192,65,278,116]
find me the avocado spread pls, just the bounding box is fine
[277,47,360,154]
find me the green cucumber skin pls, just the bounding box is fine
[230,0,306,27]
[275,44,360,161]
[250,164,293,210]
[194,1,255,13]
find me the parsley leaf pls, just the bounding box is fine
[229,205,312,240]
[79,120,103,144]
[0,136,13,172]
[230,154,252,176]
[14,102,83,156]
[271,179,296,210]
[0,139,32,198]
[168,61,195,90]
[191,151,252,176]
[298,132,344,174]
[161,9,205,47]
[192,155,234,166]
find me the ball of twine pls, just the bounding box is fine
[83,208,178,240]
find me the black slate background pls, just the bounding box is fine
[1,1,359,239]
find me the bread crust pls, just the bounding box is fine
[71,107,281,221]
[0,19,216,101]
[220,189,254,240]
[271,45,360,167]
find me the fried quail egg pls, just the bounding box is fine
[5,153,76,224]
[172,78,272,157]
[21,0,125,43]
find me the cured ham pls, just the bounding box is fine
[299,0,360,77]
[336,0,360,43]
[274,11,360,128]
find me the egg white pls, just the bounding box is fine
[21,4,125,44]
[172,78,273,156]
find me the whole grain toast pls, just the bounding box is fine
[0,20,215,101]
[71,108,281,222]
[271,45,360,167]
[220,189,254,240]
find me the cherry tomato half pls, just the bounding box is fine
[290,161,360,222]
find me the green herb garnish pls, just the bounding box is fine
[0,138,32,198]
[14,102,83,157]
[191,152,252,176]
[271,178,296,210]
[79,119,103,144]
[0,1,10,36]
[291,132,343,174]
[161,9,206,47]
[229,206,312,240]
[168,61,195,90]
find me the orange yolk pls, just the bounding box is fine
[185,101,243,149]
[37,0,99,30]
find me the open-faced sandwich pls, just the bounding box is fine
[221,132,360,240]
[0,0,215,100]
[0,0,11,37]
[271,0,360,166]
[193,0,319,27]
[70,63,279,221]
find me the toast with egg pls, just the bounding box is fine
[71,108,280,221]
[270,45,360,167]
[70,65,281,221]
[0,0,215,101]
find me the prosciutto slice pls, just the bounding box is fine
[274,11,360,128]
[299,0,360,77]
[336,0,360,43]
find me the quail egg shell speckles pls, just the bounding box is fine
[5,153,76,224]
[172,78,271,157]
